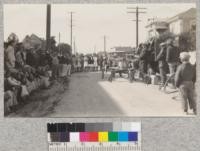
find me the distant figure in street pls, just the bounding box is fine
[80,55,84,71]
[77,56,81,72]
[51,52,59,79]
[156,42,168,89]
[175,52,196,115]
[98,55,103,71]
[68,55,72,76]
[93,55,98,71]
[84,56,88,71]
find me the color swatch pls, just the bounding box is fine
[47,122,141,143]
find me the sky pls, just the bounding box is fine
[4,3,195,54]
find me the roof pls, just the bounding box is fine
[145,18,167,28]
[166,8,196,23]
[22,34,44,49]
[146,8,196,28]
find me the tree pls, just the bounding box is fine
[57,43,72,56]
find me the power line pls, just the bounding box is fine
[127,6,147,47]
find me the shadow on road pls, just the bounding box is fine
[50,72,126,117]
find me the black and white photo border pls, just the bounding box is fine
[0,0,200,151]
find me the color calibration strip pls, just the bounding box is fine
[47,122,141,151]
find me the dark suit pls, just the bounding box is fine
[156,46,168,86]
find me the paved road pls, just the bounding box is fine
[49,72,187,117]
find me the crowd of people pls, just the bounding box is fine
[135,38,196,114]
[3,33,109,115]
[72,54,111,72]
[4,33,73,114]
[4,33,196,115]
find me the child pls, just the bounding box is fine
[175,52,196,115]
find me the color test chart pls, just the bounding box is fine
[47,122,141,151]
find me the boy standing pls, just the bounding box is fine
[175,52,196,115]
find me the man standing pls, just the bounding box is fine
[51,52,59,79]
[139,43,148,80]
[156,42,168,90]
[175,52,196,115]
[15,43,25,69]
[166,38,180,87]
[5,34,18,72]
[66,54,72,76]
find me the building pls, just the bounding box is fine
[22,34,45,50]
[146,8,196,38]
[108,46,135,57]
[146,20,169,38]
[167,8,196,35]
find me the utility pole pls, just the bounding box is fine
[69,12,75,53]
[46,4,51,52]
[127,7,147,47]
[104,35,106,53]
[73,37,76,55]
[58,32,61,54]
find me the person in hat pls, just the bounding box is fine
[15,43,26,69]
[51,51,59,79]
[175,52,196,114]
[5,33,18,72]
[166,38,180,87]
[156,42,168,89]
[138,43,148,80]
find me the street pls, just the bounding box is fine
[50,72,186,117]
[8,71,192,117]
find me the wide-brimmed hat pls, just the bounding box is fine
[179,52,190,61]
[7,33,19,43]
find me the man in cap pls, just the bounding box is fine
[156,42,168,90]
[166,38,180,87]
[175,52,196,115]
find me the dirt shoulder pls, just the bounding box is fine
[6,77,69,117]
